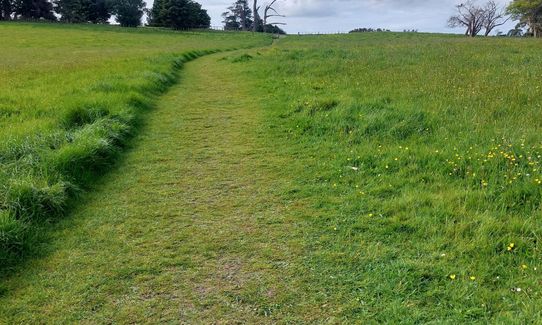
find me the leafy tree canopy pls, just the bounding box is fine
[507,0,542,37]
[111,0,144,27]
[150,0,210,29]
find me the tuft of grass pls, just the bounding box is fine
[231,53,254,63]
[0,211,26,258]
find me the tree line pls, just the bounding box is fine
[0,0,211,29]
[349,28,391,33]
[0,0,288,32]
[448,0,542,37]
[0,0,146,26]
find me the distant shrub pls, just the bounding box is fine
[231,53,253,63]
[349,28,391,33]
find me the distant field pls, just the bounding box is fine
[241,33,542,321]
[0,23,270,263]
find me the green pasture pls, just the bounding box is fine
[242,32,542,321]
[1,23,542,323]
[0,22,270,265]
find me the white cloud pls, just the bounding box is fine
[149,0,516,34]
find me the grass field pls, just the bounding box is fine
[1,23,542,323]
[242,33,542,322]
[1,49,302,323]
[0,23,271,265]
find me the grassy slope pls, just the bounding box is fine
[2,30,542,323]
[0,23,267,138]
[241,33,542,322]
[0,23,270,264]
[0,51,309,323]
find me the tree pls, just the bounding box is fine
[1,0,13,20]
[252,0,260,32]
[507,26,524,36]
[223,0,286,33]
[54,0,82,22]
[263,23,284,34]
[14,0,56,20]
[54,0,110,23]
[507,0,542,37]
[192,2,210,28]
[150,0,210,29]
[263,0,285,33]
[222,10,240,30]
[222,0,252,31]
[81,0,110,23]
[112,0,144,26]
[147,0,162,25]
[448,1,510,37]
[448,1,486,37]
[482,1,509,36]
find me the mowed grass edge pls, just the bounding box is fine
[0,23,272,269]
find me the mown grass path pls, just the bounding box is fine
[0,52,307,323]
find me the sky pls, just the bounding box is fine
[191,0,517,34]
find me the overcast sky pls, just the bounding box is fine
[191,0,516,34]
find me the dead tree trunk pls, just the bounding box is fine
[263,0,285,33]
[253,0,260,32]
[240,6,247,31]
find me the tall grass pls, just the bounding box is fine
[247,33,542,321]
[0,22,271,266]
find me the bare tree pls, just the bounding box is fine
[448,1,485,37]
[263,0,285,33]
[240,2,247,31]
[253,0,260,32]
[482,1,510,36]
